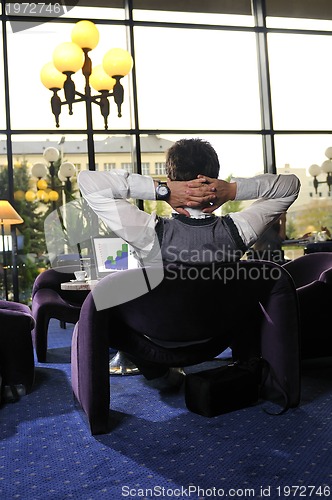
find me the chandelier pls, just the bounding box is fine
[40,20,133,129]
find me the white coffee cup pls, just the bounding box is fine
[80,257,91,280]
[74,270,86,281]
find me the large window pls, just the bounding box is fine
[6,22,130,131]
[2,0,332,301]
[268,33,332,130]
[134,27,261,130]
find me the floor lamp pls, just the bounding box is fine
[0,200,23,301]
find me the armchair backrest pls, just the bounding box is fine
[283,252,332,288]
[81,261,297,354]
[32,267,88,306]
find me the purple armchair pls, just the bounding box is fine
[0,300,35,400]
[31,268,90,362]
[71,261,301,435]
[283,252,332,359]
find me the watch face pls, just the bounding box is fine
[156,183,170,200]
[158,186,169,196]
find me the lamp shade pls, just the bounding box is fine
[321,159,332,174]
[31,162,48,179]
[37,190,49,202]
[48,190,59,202]
[0,201,23,225]
[37,179,48,190]
[103,48,133,78]
[44,147,60,162]
[308,164,321,177]
[90,65,116,92]
[59,162,76,180]
[14,190,25,201]
[53,42,84,74]
[71,20,99,51]
[25,190,37,203]
[325,147,332,159]
[40,62,66,90]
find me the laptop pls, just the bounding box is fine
[92,236,139,278]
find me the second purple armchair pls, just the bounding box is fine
[283,252,332,359]
[31,268,90,362]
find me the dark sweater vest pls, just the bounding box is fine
[154,214,247,266]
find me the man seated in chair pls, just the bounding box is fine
[78,138,300,388]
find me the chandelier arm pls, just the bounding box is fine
[113,77,124,118]
[74,90,86,99]
[312,176,332,195]
[82,50,92,78]
[327,173,332,191]
[99,91,110,130]
[90,92,113,103]
[50,90,62,128]
[62,95,91,106]
[313,176,319,194]
[63,73,76,115]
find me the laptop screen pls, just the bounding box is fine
[92,236,139,277]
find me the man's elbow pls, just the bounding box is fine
[77,170,95,196]
[77,170,88,189]
[289,174,301,198]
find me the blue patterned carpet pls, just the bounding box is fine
[0,320,331,499]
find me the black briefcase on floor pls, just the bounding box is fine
[184,359,263,417]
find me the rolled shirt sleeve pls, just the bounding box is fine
[78,170,158,256]
[229,173,300,247]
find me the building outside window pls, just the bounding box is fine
[121,163,133,173]
[154,162,166,176]
[141,162,150,175]
[104,163,116,171]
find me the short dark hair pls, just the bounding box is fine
[165,138,220,181]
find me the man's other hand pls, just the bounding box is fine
[167,177,217,216]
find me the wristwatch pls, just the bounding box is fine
[155,180,171,201]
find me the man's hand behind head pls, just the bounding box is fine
[167,176,237,216]
[191,175,237,214]
[167,177,215,216]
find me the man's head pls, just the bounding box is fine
[165,138,220,181]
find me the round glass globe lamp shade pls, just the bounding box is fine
[44,147,60,162]
[53,42,84,74]
[48,190,59,202]
[325,147,332,159]
[59,162,76,179]
[90,65,116,91]
[321,159,332,174]
[308,164,321,177]
[31,162,48,179]
[71,20,99,50]
[14,190,25,201]
[37,179,48,190]
[37,190,49,202]
[103,48,133,77]
[25,190,37,202]
[40,62,66,90]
